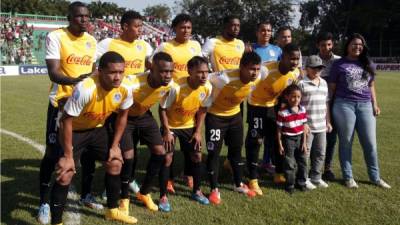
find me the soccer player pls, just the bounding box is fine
[51,51,137,224]
[152,13,202,191]
[251,21,281,63]
[153,13,202,80]
[88,10,153,200]
[202,15,245,72]
[315,32,341,181]
[205,52,263,205]
[38,2,97,224]
[245,43,301,191]
[96,10,153,76]
[159,56,212,205]
[119,52,177,212]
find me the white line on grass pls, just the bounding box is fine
[0,128,81,225]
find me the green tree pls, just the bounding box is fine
[175,0,293,42]
[299,0,400,56]
[143,4,171,23]
[87,1,125,19]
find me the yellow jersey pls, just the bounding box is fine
[205,69,261,117]
[46,28,97,107]
[153,39,202,80]
[248,61,300,107]
[63,75,133,131]
[127,72,178,117]
[202,36,244,72]
[164,77,212,129]
[97,38,153,75]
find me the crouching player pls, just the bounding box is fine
[159,56,212,205]
[51,51,137,224]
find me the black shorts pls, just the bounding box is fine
[72,126,110,163]
[205,112,243,152]
[246,104,277,139]
[119,111,163,151]
[45,102,63,158]
[170,128,197,153]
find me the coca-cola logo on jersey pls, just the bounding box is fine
[66,54,92,65]
[125,59,143,69]
[218,56,241,65]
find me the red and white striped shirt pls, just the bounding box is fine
[276,106,307,136]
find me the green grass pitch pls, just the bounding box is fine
[1,72,400,225]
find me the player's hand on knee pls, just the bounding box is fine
[56,157,75,182]
[163,131,175,153]
[189,132,202,152]
[108,145,123,163]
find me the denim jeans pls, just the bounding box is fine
[332,98,380,182]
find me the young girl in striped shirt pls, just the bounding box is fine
[276,84,308,194]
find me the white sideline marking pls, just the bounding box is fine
[0,128,81,225]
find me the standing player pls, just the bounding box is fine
[119,52,177,212]
[202,15,245,72]
[159,56,212,205]
[315,32,340,181]
[245,43,301,192]
[153,13,202,80]
[152,13,202,191]
[276,26,304,77]
[87,10,153,200]
[205,52,263,205]
[251,21,281,63]
[37,2,97,224]
[51,51,137,224]
[96,10,153,76]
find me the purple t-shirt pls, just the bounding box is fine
[328,57,374,102]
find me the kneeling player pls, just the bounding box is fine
[51,52,137,224]
[159,56,212,205]
[204,52,263,204]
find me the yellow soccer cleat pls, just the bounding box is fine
[274,173,286,184]
[249,179,263,196]
[136,192,158,211]
[105,208,137,224]
[119,198,130,215]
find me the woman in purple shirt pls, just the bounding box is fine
[328,33,390,189]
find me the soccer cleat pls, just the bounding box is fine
[105,208,137,224]
[167,180,176,194]
[249,179,263,195]
[158,195,171,212]
[119,198,130,215]
[305,179,317,190]
[312,179,329,188]
[208,189,221,205]
[191,191,210,205]
[128,180,140,194]
[374,179,391,189]
[79,193,104,210]
[37,203,50,224]
[136,192,158,211]
[233,183,257,198]
[345,179,359,189]
[273,173,286,184]
[186,176,194,189]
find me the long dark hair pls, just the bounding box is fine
[343,33,375,78]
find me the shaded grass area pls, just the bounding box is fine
[1,73,400,225]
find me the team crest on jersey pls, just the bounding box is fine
[207,141,214,151]
[72,89,80,101]
[136,45,143,51]
[199,92,206,100]
[190,47,196,54]
[287,79,294,85]
[113,93,122,103]
[269,50,276,56]
[236,44,242,51]
[86,42,92,50]
[160,90,166,97]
